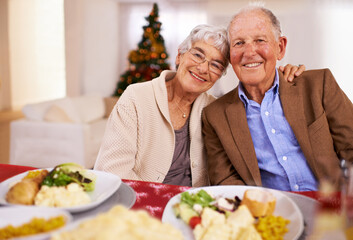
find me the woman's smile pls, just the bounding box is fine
[190,71,207,82]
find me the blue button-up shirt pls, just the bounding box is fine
[238,69,318,191]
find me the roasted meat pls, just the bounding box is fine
[6,169,49,205]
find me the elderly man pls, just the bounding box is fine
[202,5,353,191]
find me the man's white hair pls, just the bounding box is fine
[228,3,282,39]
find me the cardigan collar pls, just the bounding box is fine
[151,70,214,138]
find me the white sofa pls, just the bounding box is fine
[9,95,118,168]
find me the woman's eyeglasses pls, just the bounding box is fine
[188,48,225,75]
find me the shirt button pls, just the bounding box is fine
[294,184,299,190]
[282,156,287,161]
[192,162,195,168]
[271,129,276,134]
[265,111,269,116]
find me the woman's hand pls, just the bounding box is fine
[279,64,306,82]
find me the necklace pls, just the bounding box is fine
[176,104,187,118]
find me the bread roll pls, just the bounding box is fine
[241,189,276,218]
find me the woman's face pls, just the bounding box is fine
[175,40,226,95]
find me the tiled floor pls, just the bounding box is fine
[0,110,23,164]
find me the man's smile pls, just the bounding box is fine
[243,62,262,68]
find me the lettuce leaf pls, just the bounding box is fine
[180,189,215,208]
[41,163,96,192]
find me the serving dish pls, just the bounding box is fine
[162,185,304,240]
[0,169,121,213]
[0,206,72,240]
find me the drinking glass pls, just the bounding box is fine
[341,160,353,239]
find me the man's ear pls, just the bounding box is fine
[277,36,287,60]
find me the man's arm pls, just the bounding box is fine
[202,108,245,185]
[323,69,353,162]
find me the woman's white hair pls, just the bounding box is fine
[177,24,230,73]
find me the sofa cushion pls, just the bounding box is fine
[72,95,105,123]
[43,104,75,123]
[22,100,52,121]
[22,97,81,123]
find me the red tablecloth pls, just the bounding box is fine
[0,164,319,219]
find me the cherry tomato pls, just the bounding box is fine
[189,216,202,229]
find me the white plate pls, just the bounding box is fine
[162,185,304,240]
[0,206,72,240]
[72,182,137,221]
[0,169,121,213]
[283,191,319,239]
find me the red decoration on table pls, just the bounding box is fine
[123,179,190,219]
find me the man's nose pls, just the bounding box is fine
[243,43,256,56]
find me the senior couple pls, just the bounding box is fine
[95,5,353,191]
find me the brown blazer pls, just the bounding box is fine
[202,69,353,188]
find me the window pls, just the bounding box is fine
[9,0,65,108]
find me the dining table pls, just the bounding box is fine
[0,163,323,239]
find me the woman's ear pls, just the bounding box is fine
[175,50,181,66]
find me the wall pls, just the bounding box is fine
[0,0,11,110]
[82,0,120,96]
[65,0,120,97]
[64,0,84,97]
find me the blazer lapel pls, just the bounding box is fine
[279,72,314,162]
[225,89,262,185]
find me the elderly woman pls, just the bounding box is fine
[94,24,304,187]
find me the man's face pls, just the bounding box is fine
[228,10,286,90]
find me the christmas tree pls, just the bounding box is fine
[113,3,170,96]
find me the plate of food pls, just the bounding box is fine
[162,185,304,240]
[0,206,72,240]
[0,163,121,213]
[50,205,184,240]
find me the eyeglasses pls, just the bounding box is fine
[188,48,225,75]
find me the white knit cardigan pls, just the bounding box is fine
[94,70,216,187]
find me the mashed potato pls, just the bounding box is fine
[34,183,91,207]
[194,206,261,240]
[51,205,184,240]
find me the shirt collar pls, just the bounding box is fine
[238,69,279,106]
